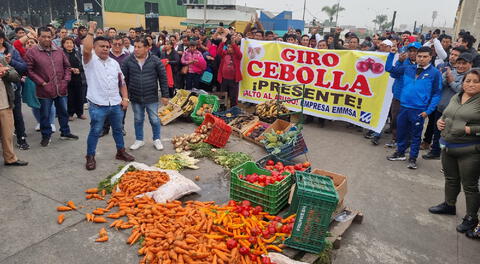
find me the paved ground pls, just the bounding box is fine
[0,106,479,264]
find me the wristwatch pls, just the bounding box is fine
[122,98,130,102]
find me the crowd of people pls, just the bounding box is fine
[0,17,479,238]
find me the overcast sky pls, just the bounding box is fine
[238,0,460,30]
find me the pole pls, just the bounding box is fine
[7,0,12,18]
[74,0,79,22]
[203,0,207,29]
[390,11,397,32]
[48,0,53,23]
[413,20,417,32]
[302,0,306,22]
[335,0,340,26]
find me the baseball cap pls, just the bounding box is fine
[381,39,393,47]
[407,42,422,50]
[457,53,474,63]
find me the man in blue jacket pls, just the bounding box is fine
[385,46,442,169]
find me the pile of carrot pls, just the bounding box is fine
[56,169,295,264]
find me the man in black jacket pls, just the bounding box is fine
[122,37,169,151]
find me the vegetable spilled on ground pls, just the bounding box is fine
[56,167,296,264]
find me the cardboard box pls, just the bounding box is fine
[311,169,347,202]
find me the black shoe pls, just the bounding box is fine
[466,225,480,239]
[371,136,380,145]
[5,160,28,166]
[456,215,479,233]
[407,158,418,169]
[16,138,30,150]
[428,202,456,215]
[387,152,406,161]
[422,152,440,160]
[60,133,79,140]
[40,137,51,147]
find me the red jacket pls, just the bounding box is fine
[25,44,71,99]
[217,42,243,83]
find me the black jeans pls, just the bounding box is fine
[220,79,239,107]
[185,73,201,90]
[67,79,84,117]
[13,83,26,141]
[423,111,437,144]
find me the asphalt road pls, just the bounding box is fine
[0,106,478,264]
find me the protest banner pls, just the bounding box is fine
[239,39,394,133]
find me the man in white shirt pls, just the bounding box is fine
[82,21,134,171]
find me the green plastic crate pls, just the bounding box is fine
[285,171,338,253]
[190,94,220,125]
[256,154,312,177]
[229,161,293,214]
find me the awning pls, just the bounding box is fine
[180,19,234,28]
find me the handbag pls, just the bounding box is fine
[200,67,213,84]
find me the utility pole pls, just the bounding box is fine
[390,11,397,32]
[74,0,79,22]
[302,0,306,22]
[203,0,207,29]
[413,20,417,33]
[335,0,341,26]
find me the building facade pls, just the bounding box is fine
[454,0,480,40]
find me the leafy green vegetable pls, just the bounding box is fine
[155,152,200,170]
[189,142,252,169]
[98,165,136,194]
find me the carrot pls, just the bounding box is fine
[101,189,107,197]
[213,249,230,262]
[107,213,120,219]
[109,219,121,228]
[95,236,108,242]
[106,202,115,210]
[174,247,189,255]
[66,201,77,210]
[191,251,209,259]
[212,254,218,264]
[129,232,141,245]
[93,217,107,223]
[57,206,72,212]
[177,254,185,264]
[168,249,178,261]
[85,188,99,194]
[204,234,224,240]
[92,209,105,215]
[57,214,65,224]
[173,240,192,250]
[99,228,108,237]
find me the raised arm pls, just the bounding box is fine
[82,21,96,65]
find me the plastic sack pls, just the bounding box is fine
[110,162,201,203]
[267,253,309,264]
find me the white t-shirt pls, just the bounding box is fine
[83,52,124,106]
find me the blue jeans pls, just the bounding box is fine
[32,105,56,124]
[396,107,425,159]
[132,102,160,141]
[87,103,125,156]
[38,97,70,137]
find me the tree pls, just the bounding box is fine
[372,14,388,31]
[322,4,345,25]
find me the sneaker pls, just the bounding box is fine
[51,124,56,133]
[130,140,145,150]
[16,138,30,150]
[385,141,397,148]
[153,139,164,150]
[387,152,406,161]
[422,152,440,160]
[407,158,418,169]
[420,141,430,150]
[456,215,479,233]
[428,202,456,215]
[60,133,79,140]
[364,131,374,139]
[371,136,380,145]
[40,137,51,147]
[466,224,480,239]
[35,124,40,131]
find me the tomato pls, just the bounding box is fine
[250,227,260,236]
[253,205,263,214]
[281,224,291,234]
[226,239,238,250]
[266,160,274,166]
[262,229,270,238]
[242,210,251,217]
[294,164,303,170]
[265,165,274,170]
[227,200,237,207]
[239,246,250,255]
[268,226,276,234]
[303,161,311,168]
[249,254,258,261]
[234,206,243,213]
[274,216,282,222]
[247,236,257,245]
[241,200,251,207]
[261,256,272,264]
